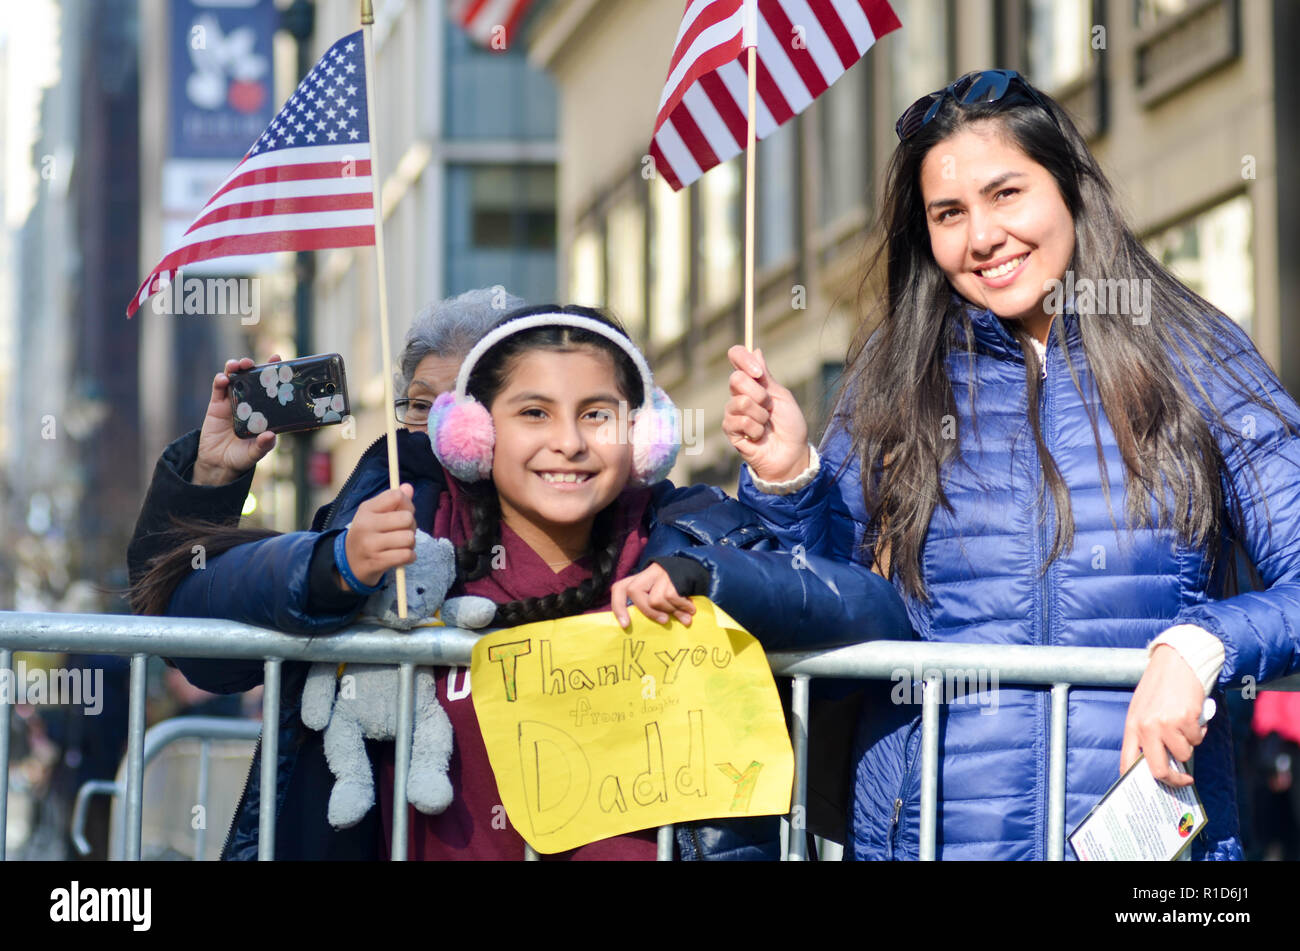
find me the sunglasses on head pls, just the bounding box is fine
[894,69,1062,142]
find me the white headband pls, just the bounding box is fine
[454,312,656,408]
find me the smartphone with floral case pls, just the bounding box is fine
[228,353,350,438]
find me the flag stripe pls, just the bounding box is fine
[782,0,852,82]
[745,46,795,125]
[199,143,369,200]
[207,159,373,208]
[755,15,814,114]
[174,208,375,249]
[760,0,829,100]
[187,192,376,234]
[805,0,861,68]
[656,6,744,116]
[667,0,741,79]
[718,59,777,137]
[860,0,903,45]
[649,138,686,192]
[650,0,898,190]
[698,69,749,147]
[452,0,532,47]
[668,104,723,176]
[653,120,702,190]
[189,175,374,221]
[153,227,376,285]
[681,83,740,163]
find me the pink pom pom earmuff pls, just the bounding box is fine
[430,391,494,482]
[630,386,681,486]
[431,311,682,485]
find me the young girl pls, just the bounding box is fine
[136,305,908,860]
[724,69,1300,860]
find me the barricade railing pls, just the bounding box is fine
[69,716,262,861]
[2,610,1297,862]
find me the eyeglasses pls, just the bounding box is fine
[394,398,433,425]
[894,69,1061,142]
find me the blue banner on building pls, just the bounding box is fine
[169,0,276,160]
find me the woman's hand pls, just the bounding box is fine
[1120,645,1208,788]
[610,564,696,629]
[341,484,418,590]
[191,355,281,486]
[723,345,811,483]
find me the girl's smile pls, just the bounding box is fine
[489,348,634,566]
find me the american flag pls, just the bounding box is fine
[449,0,534,49]
[128,31,375,317]
[651,0,900,190]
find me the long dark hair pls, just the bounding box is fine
[846,76,1293,603]
[453,305,645,627]
[130,305,646,628]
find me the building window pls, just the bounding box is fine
[1025,0,1094,92]
[467,166,555,250]
[446,164,556,303]
[606,195,646,335]
[444,17,557,140]
[817,52,871,229]
[887,0,953,123]
[649,177,690,347]
[758,118,798,267]
[1144,193,1254,337]
[1132,0,1240,108]
[570,227,604,309]
[1135,0,1193,27]
[698,155,742,313]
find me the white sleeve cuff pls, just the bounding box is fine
[1147,624,1225,697]
[749,444,820,495]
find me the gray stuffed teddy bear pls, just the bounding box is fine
[300,530,497,830]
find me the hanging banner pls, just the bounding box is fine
[470,597,793,854]
[164,0,278,276]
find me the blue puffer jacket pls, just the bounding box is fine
[159,428,910,860]
[739,299,1300,860]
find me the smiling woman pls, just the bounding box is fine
[920,131,1075,343]
[723,69,1300,861]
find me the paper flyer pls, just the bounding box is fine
[1069,755,1207,861]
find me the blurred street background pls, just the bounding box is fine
[0,0,1297,860]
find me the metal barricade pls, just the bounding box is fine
[70,716,261,860]
[2,611,1298,862]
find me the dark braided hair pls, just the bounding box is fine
[451,305,645,626]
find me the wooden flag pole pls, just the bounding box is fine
[743,2,758,352]
[361,0,407,618]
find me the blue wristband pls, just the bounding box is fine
[334,529,383,595]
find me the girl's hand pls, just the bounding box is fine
[723,345,811,483]
[192,355,281,486]
[1120,645,1208,788]
[341,484,417,590]
[610,564,696,629]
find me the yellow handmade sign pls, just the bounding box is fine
[470,596,793,854]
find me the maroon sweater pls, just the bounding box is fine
[375,474,659,860]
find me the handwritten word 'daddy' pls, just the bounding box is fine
[513,713,764,836]
[485,634,733,701]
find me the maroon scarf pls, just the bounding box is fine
[432,471,653,613]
